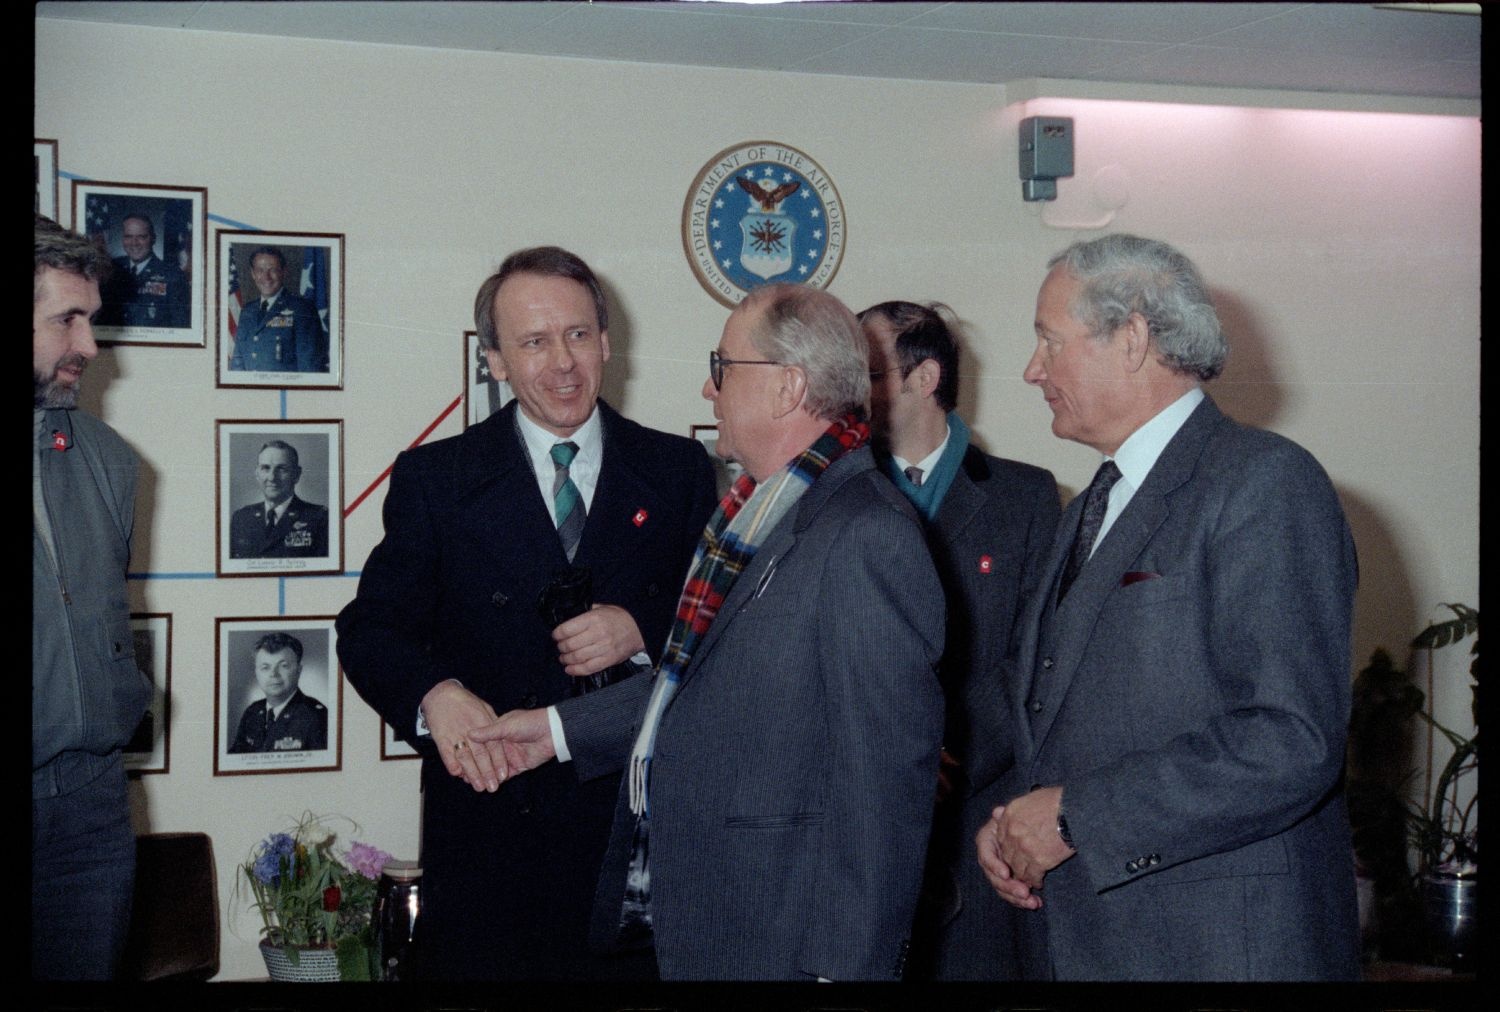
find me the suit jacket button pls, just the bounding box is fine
[647,582,660,597]
[1126,860,1139,873]
[1028,699,1043,713]
[1041,657,1055,670]
[1148,854,1161,866]
[521,693,538,708]
[491,591,509,608]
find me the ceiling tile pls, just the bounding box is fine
[1200,4,1481,61]
[504,4,881,70]
[905,2,1306,45]
[609,1,948,25]
[791,25,1162,84]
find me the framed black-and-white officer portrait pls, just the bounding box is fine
[381,721,420,761]
[71,180,206,347]
[690,424,743,499]
[34,139,58,221]
[214,616,342,776]
[124,613,171,776]
[216,419,343,578]
[463,329,514,429]
[217,230,344,389]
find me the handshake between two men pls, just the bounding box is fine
[424,602,642,792]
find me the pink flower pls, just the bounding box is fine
[343,841,393,880]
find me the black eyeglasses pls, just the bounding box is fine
[709,349,782,391]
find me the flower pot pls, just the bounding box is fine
[1421,868,1477,969]
[259,941,342,982]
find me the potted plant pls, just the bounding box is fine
[1347,603,1478,968]
[238,812,393,981]
[1407,604,1478,968]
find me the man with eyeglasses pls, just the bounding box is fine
[857,300,1059,980]
[338,246,717,980]
[472,283,946,980]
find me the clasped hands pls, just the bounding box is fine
[424,605,643,792]
[975,785,1074,910]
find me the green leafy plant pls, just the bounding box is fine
[238,812,392,980]
[1346,604,1478,960]
[1407,603,1479,873]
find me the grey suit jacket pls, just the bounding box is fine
[559,446,946,980]
[1007,396,1360,981]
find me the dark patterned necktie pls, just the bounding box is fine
[550,441,585,561]
[904,465,924,487]
[1058,460,1121,601]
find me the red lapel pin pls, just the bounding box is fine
[978,554,993,574]
[52,430,69,452]
[632,508,649,527]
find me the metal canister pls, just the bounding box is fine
[374,859,422,981]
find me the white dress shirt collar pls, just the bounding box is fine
[1091,386,1204,554]
[892,422,951,479]
[515,404,604,520]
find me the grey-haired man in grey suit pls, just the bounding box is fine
[473,283,946,980]
[977,234,1359,980]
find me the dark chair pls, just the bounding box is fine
[120,831,220,981]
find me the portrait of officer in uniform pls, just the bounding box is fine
[228,440,330,559]
[96,212,189,329]
[227,632,328,754]
[229,246,328,373]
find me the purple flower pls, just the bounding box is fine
[251,832,298,885]
[343,841,393,880]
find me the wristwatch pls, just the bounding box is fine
[1057,803,1076,850]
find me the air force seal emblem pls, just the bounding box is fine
[683,141,845,307]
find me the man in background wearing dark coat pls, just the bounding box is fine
[337,246,717,980]
[858,300,1059,980]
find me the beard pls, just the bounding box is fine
[34,353,89,409]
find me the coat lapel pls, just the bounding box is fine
[575,404,674,590]
[451,403,567,573]
[669,446,872,693]
[932,449,987,544]
[1026,397,1225,755]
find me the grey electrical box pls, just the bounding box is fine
[1019,116,1074,202]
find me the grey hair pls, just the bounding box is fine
[1048,234,1226,381]
[742,284,869,421]
[35,213,112,299]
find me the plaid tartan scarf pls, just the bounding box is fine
[627,413,869,814]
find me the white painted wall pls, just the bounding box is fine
[36,18,1478,981]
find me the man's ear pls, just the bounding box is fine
[1120,312,1152,373]
[771,364,809,419]
[483,346,508,383]
[911,358,941,400]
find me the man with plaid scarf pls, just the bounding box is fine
[474,283,946,980]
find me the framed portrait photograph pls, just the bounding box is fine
[214,616,342,776]
[217,230,344,389]
[216,419,343,578]
[35,139,58,221]
[381,721,420,761]
[463,329,513,428]
[124,613,171,775]
[72,180,206,347]
[690,424,743,498]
